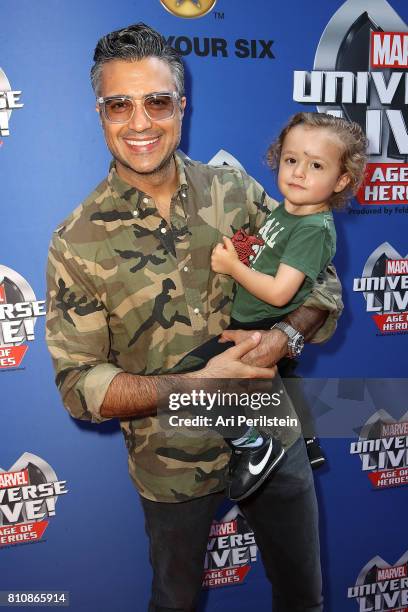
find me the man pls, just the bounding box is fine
[46,23,341,612]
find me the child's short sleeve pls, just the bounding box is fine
[280,223,335,281]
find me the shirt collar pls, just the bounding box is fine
[174,151,189,193]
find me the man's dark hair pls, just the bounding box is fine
[91,23,184,97]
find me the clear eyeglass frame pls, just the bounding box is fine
[97,91,180,123]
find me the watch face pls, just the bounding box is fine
[288,334,304,357]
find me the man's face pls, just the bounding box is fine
[97,58,186,185]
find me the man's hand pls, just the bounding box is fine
[219,328,288,368]
[211,237,239,275]
[190,332,277,379]
[100,333,276,419]
[220,305,330,367]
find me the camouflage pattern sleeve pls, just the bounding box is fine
[46,231,123,423]
[302,263,344,343]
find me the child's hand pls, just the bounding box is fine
[211,237,239,275]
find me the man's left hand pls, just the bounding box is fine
[220,305,330,366]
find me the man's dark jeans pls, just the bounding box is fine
[140,437,323,612]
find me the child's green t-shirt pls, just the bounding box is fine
[231,203,336,322]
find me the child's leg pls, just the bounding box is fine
[174,333,285,500]
[278,358,326,469]
[173,335,233,373]
[230,426,264,448]
[227,431,285,502]
[227,370,293,502]
[175,335,262,442]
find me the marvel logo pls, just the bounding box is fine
[0,469,29,489]
[386,259,408,275]
[371,32,408,68]
[376,563,407,581]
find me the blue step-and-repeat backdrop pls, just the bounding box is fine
[1,0,408,610]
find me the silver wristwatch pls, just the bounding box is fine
[272,321,304,359]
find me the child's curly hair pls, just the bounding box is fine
[266,112,368,210]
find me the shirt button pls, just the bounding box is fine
[183,266,189,272]
[133,210,139,217]
[142,197,149,204]
[161,227,167,234]
[193,308,200,314]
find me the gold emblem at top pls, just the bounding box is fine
[160,0,217,19]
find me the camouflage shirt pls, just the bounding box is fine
[46,153,343,502]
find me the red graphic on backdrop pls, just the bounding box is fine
[358,29,408,204]
[350,410,408,490]
[386,258,408,274]
[348,551,408,611]
[377,564,407,581]
[357,164,408,205]
[0,345,28,368]
[202,507,257,589]
[368,466,408,487]
[203,565,250,588]
[372,312,408,333]
[0,468,29,489]
[294,0,408,207]
[0,453,68,548]
[0,265,46,369]
[371,31,408,68]
[0,521,48,546]
[353,243,408,334]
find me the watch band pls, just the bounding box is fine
[271,321,305,359]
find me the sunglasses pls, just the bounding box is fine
[97,92,180,123]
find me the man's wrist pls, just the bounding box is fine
[285,305,328,341]
[265,328,290,363]
[241,328,288,367]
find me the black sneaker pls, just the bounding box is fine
[305,437,326,469]
[227,435,285,502]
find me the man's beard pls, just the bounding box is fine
[118,145,178,178]
[138,149,175,176]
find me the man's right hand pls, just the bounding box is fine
[193,332,277,379]
[100,334,276,419]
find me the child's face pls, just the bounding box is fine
[278,124,350,212]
